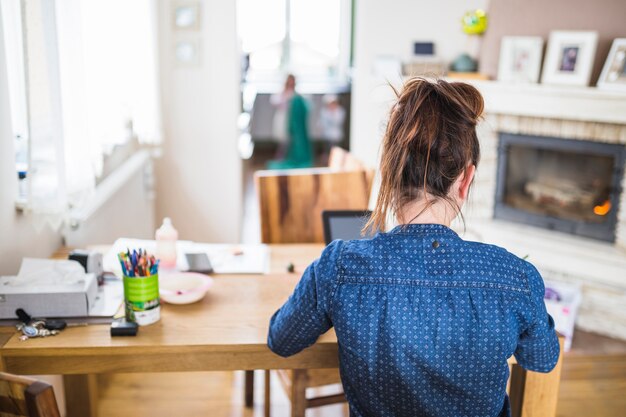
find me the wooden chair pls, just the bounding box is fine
[327,145,369,172]
[255,149,374,416]
[255,147,374,245]
[509,335,565,417]
[0,373,60,417]
[256,168,373,244]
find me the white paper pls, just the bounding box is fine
[104,238,270,275]
[184,243,270,274]
[88,278,124,317]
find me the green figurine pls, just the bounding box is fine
[462,9,488,35]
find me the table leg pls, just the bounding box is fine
[509,365,526,417]
[244,370,254,408]
[290,370,307,417]
[264,370,271,417]
[63,374,98,417]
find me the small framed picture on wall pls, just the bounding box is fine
[172,1,201,31]
[497,36,544,83]
[174,38,201,67]
[541,31,598,86]
[598,38,626,92]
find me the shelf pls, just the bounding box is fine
[461,79,626,125]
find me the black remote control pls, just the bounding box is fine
[110,319,139,336]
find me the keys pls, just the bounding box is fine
[44,319,68,331]
[15,309,64,341]
[16,321,60,341]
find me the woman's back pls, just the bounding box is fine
[268,224,559,416]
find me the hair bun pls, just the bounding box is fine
[445,81,484,123]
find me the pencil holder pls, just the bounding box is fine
[123,273,160,326]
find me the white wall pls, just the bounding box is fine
[156,0,242,243]
[0,7,61,275]
[351,0,489,167]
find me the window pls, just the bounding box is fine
[237,0,352,84]
[0,0,161,226]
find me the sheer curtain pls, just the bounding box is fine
[21,0,161,230]
[23,0,67,230]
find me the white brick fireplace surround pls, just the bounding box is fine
[457,81,626,341]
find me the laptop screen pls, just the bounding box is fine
[322,210,372,244]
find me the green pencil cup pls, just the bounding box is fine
[123,274,160,326]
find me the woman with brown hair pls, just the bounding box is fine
[268,78,559,417]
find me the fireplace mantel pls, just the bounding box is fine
[464,80,626,125]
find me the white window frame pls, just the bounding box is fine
[239,0,353,86]
[1,0,30,201]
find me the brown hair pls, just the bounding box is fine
[365,77,484,233]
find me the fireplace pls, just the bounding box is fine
[494,133,626,242]
[460,82,626,341]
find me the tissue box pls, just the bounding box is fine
[0,272,98,319]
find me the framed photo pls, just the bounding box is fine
[541,31,598,86]
[497,36,544,83]
[171,2,201,31]
[174,38,201,67]
[597,38,626,92]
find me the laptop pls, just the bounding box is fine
[322,210,373,245]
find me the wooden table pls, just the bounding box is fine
[0,243,565,417]
[0,244,328,417]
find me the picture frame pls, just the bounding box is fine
[597,38,626,92]
[174,37,201,67]
[497,36,544,83]
[541,31,598,86]
[171,1,201,31]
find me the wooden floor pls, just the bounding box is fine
[96,370,626,417]
[98,370,348,417]
[557,378,626,417]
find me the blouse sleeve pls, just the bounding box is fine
[267,240,343,357]
[514,263,561,372]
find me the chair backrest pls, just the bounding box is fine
[508,335,565,417]
[328,146,375,196]
[0,373,60,417]
[328,146,366,171]
[255,167,374,243]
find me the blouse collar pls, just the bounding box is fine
[388,223,459,237]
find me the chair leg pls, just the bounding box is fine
[290,370,307,417]
[264,370,271,417]
[64,374,98,417]
[244,370,254,408]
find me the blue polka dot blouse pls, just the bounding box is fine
[268,223,560,417]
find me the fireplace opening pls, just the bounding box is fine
[494,133,626,242]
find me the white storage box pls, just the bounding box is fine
[544,279,582,351]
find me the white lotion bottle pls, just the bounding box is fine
[156,217,178,269]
